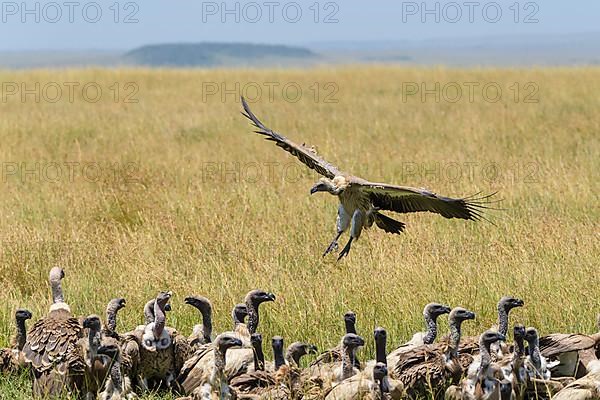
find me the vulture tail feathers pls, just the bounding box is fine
[375,212,406,234]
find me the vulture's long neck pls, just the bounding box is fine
[479,341,492,374]
[345,319,356,334]
[375,336,387,365]
[214,346,227,378]
[423,312,437,344]
[341,344,355,380]
[201,309,213,343]
[110,357,123,394]
[153,302,166,339]
[448,317,462,358]
[253,342,265,371]
[514,337,525,358]
[528,337,542,370]
[379,376,390,395]
[144,300,155,324]
[106,304,119,334]
[51,278,64,304]
[88,327,101,362]
[246,300,260,334]
[15,318,27,350]
[497,305,509,337]
[274,345,285,371]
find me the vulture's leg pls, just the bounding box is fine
[337,209,364,261]
[323,232,342,257]
[337,237,354,261]
[324,204,351,257]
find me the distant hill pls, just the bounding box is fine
[124,42,318,67]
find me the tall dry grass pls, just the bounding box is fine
[0,66,598,398]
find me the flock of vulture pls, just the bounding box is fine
[0,103,592,400]
[1,267,600,400]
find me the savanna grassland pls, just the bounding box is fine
[0,66,598,398]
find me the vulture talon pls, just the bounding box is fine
[337,239,353,261]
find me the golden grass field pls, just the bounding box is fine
[0,66,598,398]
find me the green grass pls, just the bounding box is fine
[0,66,598,399]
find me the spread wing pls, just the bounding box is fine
[241,97,342,179]
[539,334,597,357]
[354,180,497,221]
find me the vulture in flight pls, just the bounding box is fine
[241,98,496,260]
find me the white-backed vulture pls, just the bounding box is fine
[79,314,109,398]
[181,334,243,400]
[271,335,285,372]
[392,307,476,398]
[22,267,87,397]
[308,333,365,387]
[231,335,320,400]
[361,327,405,397]
[0,308,32,374]
[387,303,451,367]
[552,360,600,400]
[286,341,319,368]
[122,291,190,392]
[311,311,360,369]
[241,97,497,260]
[97,338,126,400]
[230,333,277,396]
[539,322,600,378]
[446,330,509,399]
[459,296,524,356]
[178,290,275,395]
[143,297,171,325]
[185,295,213,350]
[324,362,401,400]
[103,298,126,340]
[230,303,250,340]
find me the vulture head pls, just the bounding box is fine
[15,308,33,322]
[424,303,452,320]
[498,296,524,312]
[286,342,318,366]
[513,324,526,340]
[344,311,357,334]
[373,362,388,384]
[374,327,387,342]
[185,296,212,315]
[142,291,172,351]
[310,177,345,196]
[107,298,127,312]
[83,314,102,331]
[342,333,365,350]
[480,330,506,347]
[215,334,243,354]
[449,307,476,324]
[245,290,276,306]
[524,327,539,344]
[49,266,65,283]
[232,303,248,325]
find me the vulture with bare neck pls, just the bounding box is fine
[241,97,497,260]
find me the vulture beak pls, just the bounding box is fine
[310,185,319,195]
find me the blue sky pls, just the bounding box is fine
[1,0,599,50]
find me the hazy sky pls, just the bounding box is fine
[1,0,599,51]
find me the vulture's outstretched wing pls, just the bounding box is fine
[354,180,497,221]
[241,97,342,179]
